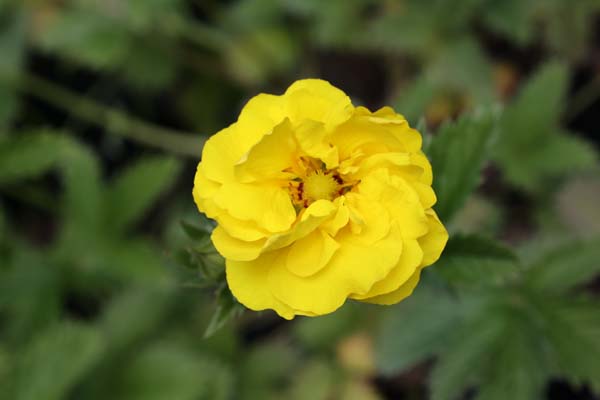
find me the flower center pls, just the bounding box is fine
[303,171,339,202]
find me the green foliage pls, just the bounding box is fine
[13,322,104,400]
[428,109,498,222]
[494,62,596,191]
[526,237,600,294]
[106,156,181,233]
[376,285,462,374]
[102,343,231,400]
[377,232,600,399]
[0,131,67,184]
[434,234,519,287]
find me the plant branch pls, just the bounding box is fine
[1,71,205,158]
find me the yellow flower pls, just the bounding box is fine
[193,79,448,319]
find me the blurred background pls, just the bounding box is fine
[1,0,600,399]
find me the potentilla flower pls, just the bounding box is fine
[193,79,448,319]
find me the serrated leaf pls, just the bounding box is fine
[430,309,506,400]
[376,286,462,375]
[13,322,104,400]
[475,311,548,400]
[533,298,600,392]
[526,237,600,293]
[204,285,243,338]
[428,109,498,222]
[106,156,181,233]
[435,234,520,287]
[493,62,595,191]
[180,220,210,241]
[0,131,66,185]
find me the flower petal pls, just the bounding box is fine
[284,79,353,131]
[226,252,295,320]
[263,199,337,251]
[419,209,449,267]
[351,238,422,299]
[293,120,339,168]
[359,268,422,305]
[234,119,298,182]
[211,226,266,261]
[345,193,390,244]
[286,229,340,277]
[268,225,403,315]
[213,182,296,233]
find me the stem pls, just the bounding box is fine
[1,71,205,158]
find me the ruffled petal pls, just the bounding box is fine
[263,199,337,251]
[359,268,422,305]
[357,169,428,239]
[293,120,339,168]
[211,226,266,261]
[226,252,295,319]
[351,238,422,299]
[234,119,298,183]
[267,225,403,315]
[213,182,296,233]
[284,79,353,131]
[419,209,448,267]
[286,229,340,277]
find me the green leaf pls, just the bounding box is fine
[534,298,600,392]
[0,247,62,343]
[493,62,595,191]
[99,239,168,284]
[13,322,104,400]
[526,237,600,293]
[428,109,498,222]
[60,140,103,232]
[435,234,519,288]
[106,156,181,233]
[204,285,244,338]
[481,0,536,45]
[376,285,462,375]
[38,10,132,70]
[99,287,174,352]
[180,220,211,241]
[475,311,548,400]
[0,131,66,185]
[430,309,506,400]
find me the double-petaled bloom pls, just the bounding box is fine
[193,79,448,319]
